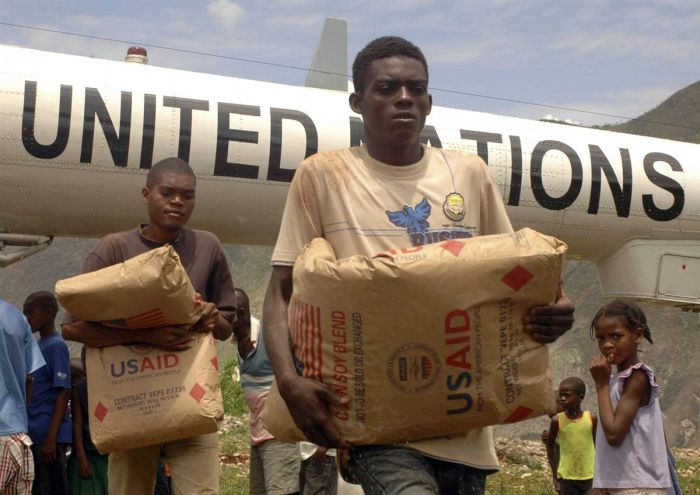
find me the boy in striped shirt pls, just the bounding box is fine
[234,288,300,495]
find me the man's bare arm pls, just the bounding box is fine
[232,319,254,360]
[194,300,233,341]
[62,320,193,350]
[546,416,559,476]
[71,387,93,479]
[211,314,233,341]
[263,266,298,384]
[41,388,69,463]
[263,265,350,448]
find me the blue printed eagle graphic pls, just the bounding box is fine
[386,198,431,234]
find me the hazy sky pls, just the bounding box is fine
[1,0,698,126]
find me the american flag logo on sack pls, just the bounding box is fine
[124,308,169,329]
[290,296,324,383]
[102,308,169,329]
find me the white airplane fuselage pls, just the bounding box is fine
[1,45,699,305]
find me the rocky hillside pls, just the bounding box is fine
[601,80,700,144]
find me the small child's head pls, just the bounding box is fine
[590,299,652,369]
[547,389,565,418]
[22,291,58,333]
[558,377,586,412]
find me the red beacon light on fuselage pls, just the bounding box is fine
[125,46,148,64]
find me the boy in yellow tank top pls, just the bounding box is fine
[547,377,597,495]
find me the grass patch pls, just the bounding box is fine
[221,463,249,495]
[486,467,553,495]
[220,427,249,458]
[674,448,700,495]
[220,357,248,417]
[219,357,251,494]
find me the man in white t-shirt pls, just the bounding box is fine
[263,36,575,494]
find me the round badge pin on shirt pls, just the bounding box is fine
[443,192,466,222]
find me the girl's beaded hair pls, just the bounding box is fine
[590,299,653,344]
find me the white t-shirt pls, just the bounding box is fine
[273,145,513,469]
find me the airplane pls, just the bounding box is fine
[0,19,698,309]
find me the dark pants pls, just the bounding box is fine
[31,442,68,495]
[154,458,171,495]
[349,445,489,495]
[559,478,593,495]
[300,454,337,495]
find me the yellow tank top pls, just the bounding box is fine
[557,410,595,480]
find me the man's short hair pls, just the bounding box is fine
[560,377,586,398]
[352,36,429,93]
[146,157,196,188]
[234,287,249,307]
[24,291,59,316]
[234,287,249,301]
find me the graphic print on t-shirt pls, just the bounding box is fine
[385,198,432,234]
[386,196,478,247]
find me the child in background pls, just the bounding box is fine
[547,377,596,495]
[23,291,72,495]
[233,288,301,495]
[68,347,108,495]
[589,300,671,494]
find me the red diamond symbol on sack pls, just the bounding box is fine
[190,383,206,402]
[211,356,219,370]
[501,265,534,291]
[440,240,465,257]
[94,402,108,423]
[505,406,533,423]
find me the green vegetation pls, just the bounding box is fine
[675,448,700,495]
[486,467,553,495]
[220,429,249,495]
[219,357,251,494]
[220,357,247,417]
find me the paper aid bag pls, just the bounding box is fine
[86,333,223,453]
[56,245,200,329]
[263,228,565,445]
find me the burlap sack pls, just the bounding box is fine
[55,245,201,329]
[86,332,223,453]
[262,228,566,445]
